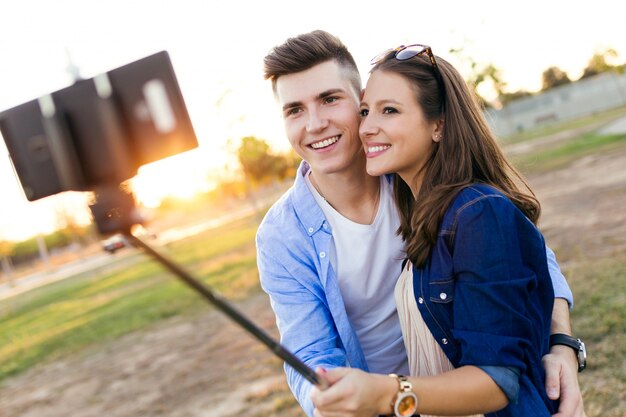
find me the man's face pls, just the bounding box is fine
[275,61,363,176]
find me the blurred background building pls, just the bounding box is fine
[487,71,626,137]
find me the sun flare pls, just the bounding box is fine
[129,151,213,208]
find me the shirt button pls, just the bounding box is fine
[319,252,326,258]
[418,297,424,304]
[442,338,448,345]
[308,227,314,233]
[439,293,447,300]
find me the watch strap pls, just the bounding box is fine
[388,374,419,417]
[549,333,586,372]
[549,333,579,350]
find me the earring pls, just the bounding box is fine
[434,134,442,142]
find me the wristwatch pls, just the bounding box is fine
[388,374,418,417]
[550,333,587,372]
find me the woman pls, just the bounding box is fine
[310,45,560,417]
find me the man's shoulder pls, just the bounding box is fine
[258,187,297,231]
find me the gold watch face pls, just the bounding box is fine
[395,392,418,417]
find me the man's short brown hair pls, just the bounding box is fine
[264,30,361,96]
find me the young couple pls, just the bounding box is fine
[256,30,586,417]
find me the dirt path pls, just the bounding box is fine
[2,137,626,417]
[530,145,626,261]
[0,291,304,417]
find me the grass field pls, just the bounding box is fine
[1,113,625,415]
[564,256,626,416]
[512,132,626,173]
[0,216,261,383]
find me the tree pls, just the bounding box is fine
[55,205,92,246]
[236,136,277,188]
[499,89,533,106]
[0,239,15,286]
[0,240,14,258]
[580,48,620,79]
[541,66,572,91]
[449,48,507,108]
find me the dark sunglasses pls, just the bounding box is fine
[371,44,444,88]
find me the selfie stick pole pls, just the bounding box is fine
[123,233,323,387]
[89,185,324,387]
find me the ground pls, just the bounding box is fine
[1,134,625,417]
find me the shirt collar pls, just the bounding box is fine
[292,160,327,236]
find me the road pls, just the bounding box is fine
[0,199,267,301]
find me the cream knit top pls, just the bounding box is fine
[395,262,484,417]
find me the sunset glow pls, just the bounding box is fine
[130,151,215,208]
[1,0,625,241]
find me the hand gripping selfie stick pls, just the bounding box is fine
[89,186,325,388]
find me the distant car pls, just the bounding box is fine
[101,234,128,254]
[101,227,158,254]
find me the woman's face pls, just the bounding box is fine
[359,70,440,190]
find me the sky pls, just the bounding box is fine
[1,0,624,241]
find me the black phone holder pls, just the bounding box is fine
[0,51,198,201]
[0,51,322,387]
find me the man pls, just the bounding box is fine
[256,30,585,417]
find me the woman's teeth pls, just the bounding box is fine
[368,145,390,153]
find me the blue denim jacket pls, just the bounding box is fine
[257,162,570,416]
[414,184,559,416]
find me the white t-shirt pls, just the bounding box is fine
[306,172,410,375]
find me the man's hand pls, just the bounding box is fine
[543,344,586,417]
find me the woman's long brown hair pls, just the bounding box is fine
[372,53,540,267]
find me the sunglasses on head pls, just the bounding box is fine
[371,44,444,89]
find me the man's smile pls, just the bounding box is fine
[310,135,340,149]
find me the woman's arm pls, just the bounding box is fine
[311,366,508,416]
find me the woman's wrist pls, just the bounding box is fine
[376,373,408,416]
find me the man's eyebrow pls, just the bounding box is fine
[318,88,344,100]
[282,101,302,112]
[282,89,346,112]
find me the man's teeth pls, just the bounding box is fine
[311,136,339,149]
[368,145,390,153]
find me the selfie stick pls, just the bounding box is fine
[1,50,325,389]
[88,186,322,387]
[124,233,323,386]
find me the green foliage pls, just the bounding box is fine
[580,48,622,79]
[451,44,623,108]
[12,238,43,260]
[236,136,300,189]
[449,47,506,108]
[541,66,572,91]
[238,136,272,179]
[0,240,14,258]
[498,89,533,106]
[9,225,94,264]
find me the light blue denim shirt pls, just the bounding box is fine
[256,161,573,417]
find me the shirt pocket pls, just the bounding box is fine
[429,278,455,304]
